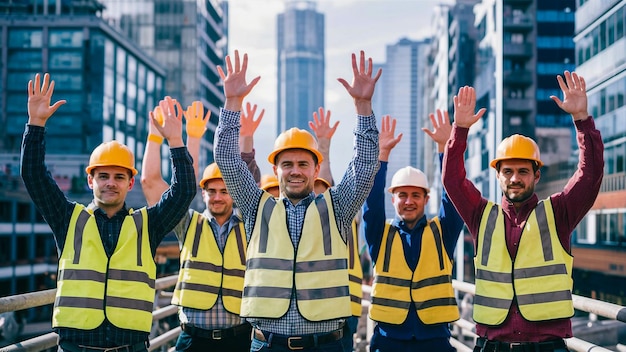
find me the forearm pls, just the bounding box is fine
[20,125,71,243]
[335,114,379,224]
[241,150,261,185]
[186,136,202,182]
[214,108,262,218]
[317,137,333,185]
[141,139,168,207]
[362,162,388,263]
[147,147,196,247]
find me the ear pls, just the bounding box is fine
[273,165,278,176]
[424,194,430,204]
[87,174,94,190]
[534,169,541,185]
[313,163,320,178]
[128,177,135,190]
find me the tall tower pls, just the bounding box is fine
[276,0,325,135]
[376,38,431,219]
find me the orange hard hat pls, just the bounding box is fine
[260,174,279,191]
[267,128,323,165]
[85,140,137,176]
[199,163,223,188]
[490,134,543,169]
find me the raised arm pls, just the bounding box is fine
[184,100,210,181]
[141,105,170,206]
[240,102,264,184]
[214,50,263,221]
[363,115,401,262]
[309,107,339,185]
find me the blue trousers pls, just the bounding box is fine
[370,333,456,352]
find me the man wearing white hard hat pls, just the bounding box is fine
[363,112,464,352]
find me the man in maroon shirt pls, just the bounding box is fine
[442,71,603,352]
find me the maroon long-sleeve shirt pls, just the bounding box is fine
[442,117,604,342]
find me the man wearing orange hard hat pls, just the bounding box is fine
[214,50,380,351]
[443,72,604,352]
[141,101,264,352]
[20,74,196,352]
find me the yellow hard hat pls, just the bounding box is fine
[490,134,543,169]
[267,128,323,165]
[85,140,137,176]
[388,167,429,194]
[199,163,223,188]
[315,177,331,189]
[260,174,279,191]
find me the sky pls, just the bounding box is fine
[226,0,452,178]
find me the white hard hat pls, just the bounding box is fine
[388,166,430,194]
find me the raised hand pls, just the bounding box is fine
[422,109,452,152]
[152,96,184,147]
[217,50,261,111]
[240,102,265,138]
[379,115,403,161]
[148,105,164,139]
[453,86,486,129]
[337,51,382,115]
[309,107,339,141]
[184,101,210,139]
[550,71,588,121]
[27,73,66,127]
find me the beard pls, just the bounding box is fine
[504,184,534,203]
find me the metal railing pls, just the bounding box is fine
[1,276,624,352]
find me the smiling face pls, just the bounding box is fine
[496,158,540,207]
[273,149,320,204]
[202,178,234,225]
[391,185,429,230]
[88,165,134,216]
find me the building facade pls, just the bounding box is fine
[0,0,165,305]
[100,0,228,168]
[276,0,324,135]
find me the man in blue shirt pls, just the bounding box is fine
[363,111,464,352]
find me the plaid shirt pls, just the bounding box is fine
[174,209,245,329]
[20,125,196,348]
[214,108,379,335]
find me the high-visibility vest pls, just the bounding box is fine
[348,219,363,317]
[370,218,459,324]
[473,200,574,325]
[171,211,247,313]
[53,205,155,332]
[241,191,351,321]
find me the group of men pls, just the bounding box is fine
[21,48,603,352]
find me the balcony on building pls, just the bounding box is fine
[503,42,533,58]
[503,14,533,32]
[504,97,533,112]
[503,69,532,86]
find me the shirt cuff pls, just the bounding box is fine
[356,113,377,131]
[574,115,596,131]
[220,108,241,125]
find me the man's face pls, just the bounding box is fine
[88,166,134,210]
[274,149,320,203]
[496,159,539,204]
[391,186,429,229]
[202,178,234,217]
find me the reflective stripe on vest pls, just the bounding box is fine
[473,200,573,325]
[370,219,459,324]
[242,190,351,321]
[348,219,363,316]
[54,205,155,332]
[171,211,247,313]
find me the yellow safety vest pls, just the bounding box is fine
[348,219,363,317]
[171,211,247,313]
[370,218,459,325]
[241,191,351,321]
[53,205,155,332]
[473,200,574,326]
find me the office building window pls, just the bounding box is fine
[8,51,42,69]
[8,29,42,48]
[49,29,83,48]
[49,51,82,70]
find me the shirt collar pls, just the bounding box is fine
[392,214,428,233]
[280,192,316,208]
[201,208,242,224]
[501,193,539,217]
[87,201,130,218]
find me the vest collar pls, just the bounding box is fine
[501,193,539,218]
